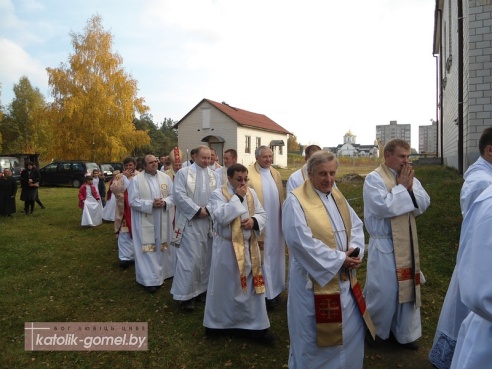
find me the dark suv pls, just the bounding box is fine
[39,161,100,188]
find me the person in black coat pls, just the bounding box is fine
[20,162,40,215]
[92,169,107,207]
[0,169,17,216]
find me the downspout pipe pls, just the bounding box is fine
[434,54,442,163]
[458,0,464,174]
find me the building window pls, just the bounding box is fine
[279,145,283,155]
[202,108,210,129]
[256,137,261,149]
[245,136,251,154]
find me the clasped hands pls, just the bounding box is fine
[153,198,165,208]
[343,247,362,270]
[397,163,414,191]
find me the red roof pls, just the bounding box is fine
[176,98,292,135]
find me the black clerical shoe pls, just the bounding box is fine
[258,331,277,344]
[196,291,207,303]
[180,299,195,311]
[365,329,385,348]
[119,260,134,269]
[399,340,419,351]
[266,297,277,310]
[144,286,158,293]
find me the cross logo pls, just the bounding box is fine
[24,322,51,350]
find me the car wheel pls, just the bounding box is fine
[72,179,82,188]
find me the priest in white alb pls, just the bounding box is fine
[450,184,492,369]
[204,164,274,341]
[170,145,219,311]
[248,145,286,309]
[283,151,373,369]
[129,155,175,293]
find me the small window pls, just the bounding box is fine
[44,163,58,172]
[202,108,210,129]
[256,137,261,149]
[279,145,283,155]
[73,163,84,172]
[245,136,251,154]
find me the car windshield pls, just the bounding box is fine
[86,163,100,172]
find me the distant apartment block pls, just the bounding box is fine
[375,120,411,147]
[419,120,438,156]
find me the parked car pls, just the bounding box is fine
[39,161,100,188]
[107,162,124,173]
[98,163,115,181]
[0,156,22,183]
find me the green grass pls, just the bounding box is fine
[0,165,463,369]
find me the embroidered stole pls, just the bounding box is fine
[292,180,375,346]
[221,183,265,294]
[247,162,284,255]
[375,164,421,307]
[136,172,170,252]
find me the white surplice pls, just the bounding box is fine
[430,156,492,369]
[286,165,307,194]
[170,163,219,301]
[258,166,286,300]
[362,169,430,344]
[450,185,492,369]
[129,171,175,286]
[282,188,365,369]
[203,183,269,330]
[102,193,116,221]
[81,184,103,227]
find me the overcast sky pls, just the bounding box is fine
[0,0,437,149]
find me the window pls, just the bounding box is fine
[245,136,251,154]
[279,145,283,155]
[202,108,210,129]
[256,137,261,149]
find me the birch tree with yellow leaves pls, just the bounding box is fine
[46,15,150,161]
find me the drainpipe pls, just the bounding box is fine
[434,54,441,162]
[458,0,464,174]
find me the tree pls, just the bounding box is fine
[46,14,150,161]
[287,134,300,153]
[131,115,178,158]
[0,76,49,154]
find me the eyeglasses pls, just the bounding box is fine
[233,177,249,183]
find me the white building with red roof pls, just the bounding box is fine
[174,98,292,167]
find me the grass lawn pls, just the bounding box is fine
[0,164,463,369]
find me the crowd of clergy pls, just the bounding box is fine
[73,128,492,369]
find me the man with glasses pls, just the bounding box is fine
[203,164,274,342]
[128,155,175,293]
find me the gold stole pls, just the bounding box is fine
[375,164,421,307]
[221,167,228,186]
[247,162,284,253]
[221,183,265,294]
[292,180,375,346]
[136,172,169,252]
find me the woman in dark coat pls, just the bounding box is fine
[20,162,40,214]
[0,169,17,216]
